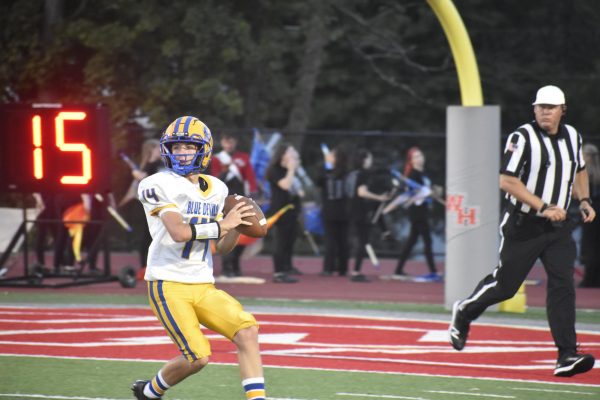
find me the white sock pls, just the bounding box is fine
[242,377,266,400]
[143,370,170,398]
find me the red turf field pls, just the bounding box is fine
[1,306,598,386]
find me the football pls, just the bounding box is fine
[223,194,267,238]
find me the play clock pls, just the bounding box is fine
[0,103,112,193]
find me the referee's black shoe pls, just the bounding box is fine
[449,300,470,351]
[554,353,595,377]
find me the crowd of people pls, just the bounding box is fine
[140,130,444,286]
[201,136,443,284]
[29,108,599,290]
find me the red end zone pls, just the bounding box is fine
[0,306,598,386]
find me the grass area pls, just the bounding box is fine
[2,290,600,324]
[4,355,600,400]
[2,294,599,399]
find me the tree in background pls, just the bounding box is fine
[1,0,599,139]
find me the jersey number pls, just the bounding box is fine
[142,188,159,203]
[181,216,210,260]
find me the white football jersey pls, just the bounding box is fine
[138,170,227,283]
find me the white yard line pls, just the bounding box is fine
[260,321,430,332]
[337,393,429,399]
[510,387,597,395]
[271,398,321,400]
[258,352,556,371]
[425,391,514,398]
[0,326,164,335]
[0,340,166,347]
[0,310,133,318]
[0,317,155,323]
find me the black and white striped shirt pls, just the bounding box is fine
[500,121,586,214]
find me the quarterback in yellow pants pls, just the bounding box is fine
[133,116,266,400]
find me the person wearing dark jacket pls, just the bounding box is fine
[348,150,390,282]
[384,147,441,282]
[317,145,351,277]
[266,143,303,283]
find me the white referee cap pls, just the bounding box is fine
[532,85,565,105]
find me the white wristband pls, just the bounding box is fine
[190,222,220,240]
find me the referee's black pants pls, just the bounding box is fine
[460,211,578,358]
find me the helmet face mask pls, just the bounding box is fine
[160,116,213,176]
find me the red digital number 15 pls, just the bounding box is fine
[31,111,92,184]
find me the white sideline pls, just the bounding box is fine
[426,391,514,398]
[337,393,429,399]
[509,387,597,395]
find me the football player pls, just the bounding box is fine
[132,116,266,400]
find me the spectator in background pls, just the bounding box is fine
[211,132,258,198]
[38,192,89,272]
[53,193,84,271]
[133,140,163,271]
[210,132,258,277]
[119,139,163,272]
[347,150,390,282]
[317,144,351,277]
[33,192,58,271]
[384,147,441,282]
[80,192,119,274]
[119,139,163,208]
[137,139,164,177]
[266,143,303,283]
[80,193,101,273]
[579,143,600,288]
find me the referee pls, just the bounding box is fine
[448,85,597,377]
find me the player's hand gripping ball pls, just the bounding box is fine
[223,195,267,238]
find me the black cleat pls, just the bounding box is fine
[131,380,152,400]
[554,353,595,377]
[449,300,470,351]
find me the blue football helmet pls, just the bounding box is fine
[160,116,213,175]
